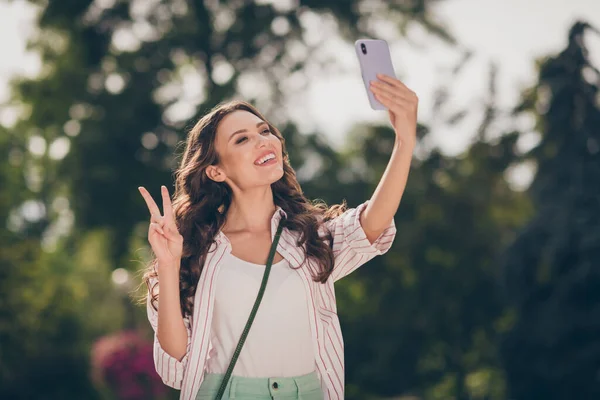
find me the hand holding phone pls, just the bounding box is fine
[355,39,397,110]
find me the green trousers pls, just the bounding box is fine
[195,371,324,400]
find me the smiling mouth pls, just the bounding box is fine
[254,152,277,166]
[255,158,278,167]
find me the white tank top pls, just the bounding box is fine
[205,252,316,377]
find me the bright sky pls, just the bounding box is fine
[295,0,600,155]
[1,0,599,158]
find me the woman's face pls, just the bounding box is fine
[208,110,284,191]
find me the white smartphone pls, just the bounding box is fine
[355,39,397,110]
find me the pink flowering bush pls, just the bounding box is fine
[91,330,168,399]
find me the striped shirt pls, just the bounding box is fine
[146,200,396,399]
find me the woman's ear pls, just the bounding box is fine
[205,165,226,182]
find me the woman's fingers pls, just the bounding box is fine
[150,216,175,241]
[377,74,415,96]
[373,90,410,112]
[138,186,162,217]
[148,224,169,259]
[370,80,410,103]
[161,186,175,223]
[150,213,164,226]
[150,215,180,241]
[140,186,181,247]
[150,222,165,236]
[161,186,181,239]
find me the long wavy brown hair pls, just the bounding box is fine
[143,100,346,318]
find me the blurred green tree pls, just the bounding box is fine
[500,21,600,400]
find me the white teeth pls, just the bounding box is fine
[256,153,275,165]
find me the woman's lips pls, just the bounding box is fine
[255,157,277,166]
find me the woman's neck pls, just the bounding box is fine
[222,187,277,234]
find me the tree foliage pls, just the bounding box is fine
[500,22,600,400]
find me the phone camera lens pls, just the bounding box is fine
[361,43,367,55]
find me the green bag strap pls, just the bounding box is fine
[215,218,285,399]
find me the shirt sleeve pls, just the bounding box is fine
[146,278,192,389]
[323,200,397,282]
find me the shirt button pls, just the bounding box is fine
[272,382,279,389]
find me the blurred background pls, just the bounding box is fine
[1,0,599,399]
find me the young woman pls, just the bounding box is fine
[139,74,417,400]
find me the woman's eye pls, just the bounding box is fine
[236,129,269,144]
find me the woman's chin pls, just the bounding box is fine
[266,166,285,183]
[247,163,284,185]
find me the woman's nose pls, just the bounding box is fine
[254,134,268,147]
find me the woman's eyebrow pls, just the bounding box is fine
[229,121,268,142]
